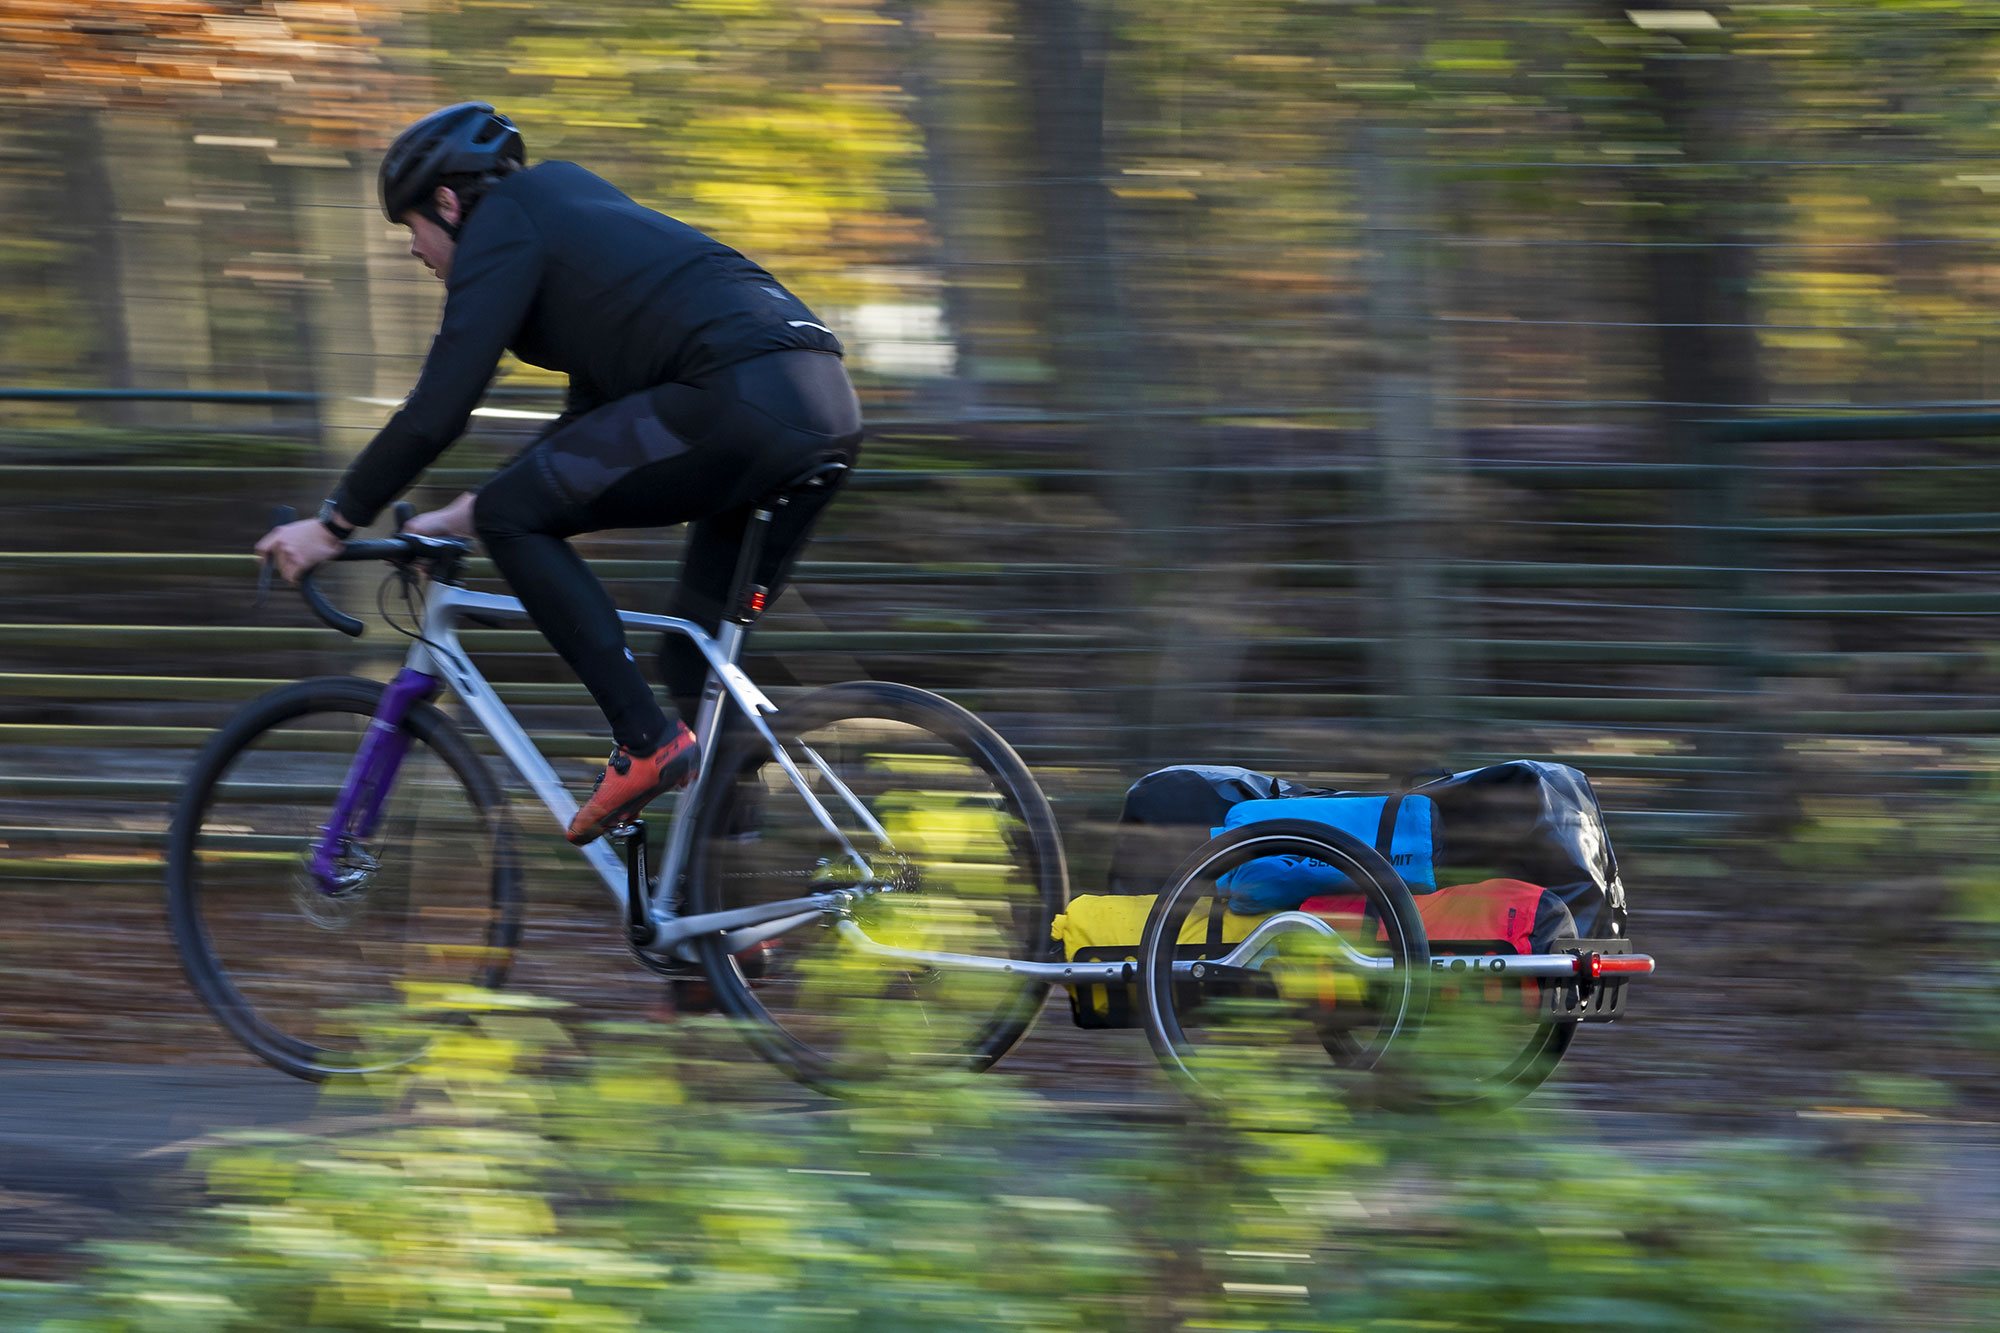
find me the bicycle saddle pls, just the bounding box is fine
[763,458,851,508]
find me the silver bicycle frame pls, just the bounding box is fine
[402,581,876,960]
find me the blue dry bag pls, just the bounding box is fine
[1212,794,1440,914]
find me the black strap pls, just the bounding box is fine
[1373,793,1405,857]
[1206,892,1227,947]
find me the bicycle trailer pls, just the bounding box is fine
[1052,760,1654,1107]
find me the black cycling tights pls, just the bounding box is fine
[472,349,862,753]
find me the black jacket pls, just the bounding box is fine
[332,161,842,524]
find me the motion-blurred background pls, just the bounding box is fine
[3,2,2000,1326]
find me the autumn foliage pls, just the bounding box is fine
[0,1,409,141]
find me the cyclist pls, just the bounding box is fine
[256,102,862,846]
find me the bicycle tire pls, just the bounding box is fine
[166,676,521,1080]
[1138,820,1431,1106]
[688,681,1068,1088]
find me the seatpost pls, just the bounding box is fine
[728,504,772,640]
[718,504,776,664]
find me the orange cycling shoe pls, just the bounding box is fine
[566,723,701,846]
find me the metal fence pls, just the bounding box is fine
[3,389,1998,891]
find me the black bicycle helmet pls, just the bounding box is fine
[378,102,525,226]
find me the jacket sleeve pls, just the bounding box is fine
[330,194,545,526]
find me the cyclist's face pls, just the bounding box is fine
[403,188,462,282]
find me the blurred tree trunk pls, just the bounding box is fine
[59,112,133,396]
[1360,124,1459,769]
[1015,0,1165,765]
[291,162,395,661]
[290,163,382,462]
[1616,15,1763,558]
[1618,16,1767,778]
[100,112,213,417]
[1119,41,1251,753]
[1016,0,1122,417]
[1625,42,1763,424]
[894,1,994,416]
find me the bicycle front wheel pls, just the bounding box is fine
[166,677,521,1080]
[688,682,1068,1087]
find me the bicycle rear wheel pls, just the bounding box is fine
[1139,820,1430,1108]
[688,682,1068,1087]
[166,677,520,1080]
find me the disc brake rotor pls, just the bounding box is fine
[291,840,377,930]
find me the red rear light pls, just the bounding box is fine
[748,590,768,613]
[1573,952,1654,978]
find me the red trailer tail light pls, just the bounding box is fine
[1572,952,1655,978]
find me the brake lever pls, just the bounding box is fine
[256,504,294,610]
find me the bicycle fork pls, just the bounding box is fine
[308,668,441,893]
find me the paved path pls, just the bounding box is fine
[0,1060,358,1273]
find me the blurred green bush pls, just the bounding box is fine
[3,986,1919,1332]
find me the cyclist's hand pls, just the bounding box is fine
[400,492,478,539]
[255,518,344,584]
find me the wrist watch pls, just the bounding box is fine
[316,498,355,541]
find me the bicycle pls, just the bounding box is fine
[168,461,1075,1085]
